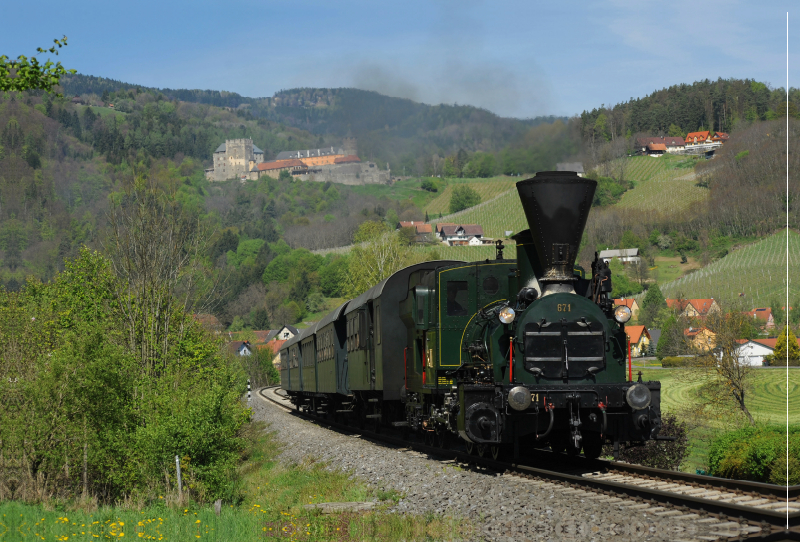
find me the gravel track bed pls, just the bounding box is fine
[250,395,748,541]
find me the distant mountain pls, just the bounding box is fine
[57,75,568,170]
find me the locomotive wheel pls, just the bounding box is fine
[464,440,475,455]
[476,444,488,458]
[582,431,603,459]
[490,445,503,461]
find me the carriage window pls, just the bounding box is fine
[446,281,469,316]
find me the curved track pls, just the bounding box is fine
[258,386,799,540]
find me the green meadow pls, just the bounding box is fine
[640,367,798,472]
[2,422,472,541]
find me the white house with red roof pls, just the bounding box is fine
[685,131,711,146]
[625,325,652,357]
[437,224,485,245]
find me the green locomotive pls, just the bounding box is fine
[280,171,662,459]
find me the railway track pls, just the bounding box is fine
[257,386,799,540]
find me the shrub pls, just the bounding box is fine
[661,356,689,367]
[708,425,800,484]
[602,413,688,470]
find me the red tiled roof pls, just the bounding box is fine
[685,131,710,143]
[614,299,637,309]
[625,325,650,344]
[666,298,716,315]
[415,224,433,234]
[436,222,455,233]
[746,308,773,322]
[647,143,667,151]
[257,340,286,355]
[257,159,305,171]
[334,155,361,164]
[684,327,713,338]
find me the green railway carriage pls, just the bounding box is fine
[298,326,318,393]
[342,261,464,398]
[280,171,663,461]
[315,301,350,395]
[283,333,303,394]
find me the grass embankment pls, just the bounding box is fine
[348,178,441,210]
[639,367,798,472]
[659,229,799,307]
[4,422,472,541]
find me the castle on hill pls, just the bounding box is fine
[205,137,390,185]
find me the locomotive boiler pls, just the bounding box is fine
[280,171,662,460]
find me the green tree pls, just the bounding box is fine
[764,325,800,366]
[449,185,481,213]
[668,124,684,138]
[278,169,292,182]
[639,283,666,327]
[0,37,76,95]
[353,220,390,243]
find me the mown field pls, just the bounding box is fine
[659,229,799,308]
[640,367,798,471]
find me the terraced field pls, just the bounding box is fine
[424,177,517,216]
[616,173,707,213]
[659,229,799,307]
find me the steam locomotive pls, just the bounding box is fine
[280,171,662,459]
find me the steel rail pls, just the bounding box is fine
[257,387,798,533]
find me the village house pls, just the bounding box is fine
[398,221,435,243]
[685,131,711,146]
[625,325,651,357]
[598,248,640,265]
[666,298,720,319]
[646,143,667,156]
[614,298,640,321]
[228,340,253,356]
[711,132,730,144]
[635,136,685,154]
[437,224,487,245]
[735,339,773,366]
[269,325,299,341]
[684,326,716,352]
[746,337,800,365]
[745,307,776,330]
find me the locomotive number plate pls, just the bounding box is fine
[557,303,571,312]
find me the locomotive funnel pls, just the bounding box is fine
[516,172,596,288]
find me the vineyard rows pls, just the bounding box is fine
[616,174,707,212]
[433,188,528,239]
[424,179,517,216]
[659,229,799,307]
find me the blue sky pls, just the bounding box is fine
[2,0,795,118]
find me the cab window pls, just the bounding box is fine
[446,281,469,316]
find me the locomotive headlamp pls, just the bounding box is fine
[498,306,516,324]
[613,305,632,323]
[625,383,652,410]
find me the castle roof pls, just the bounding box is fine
[276,147,345,160]
[215,143,226,153]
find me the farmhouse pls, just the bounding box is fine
[228,340,253,356]
[625,325,652,357]
[598,248,640,265]
[685,131,711,146]
[556,162,585,176]
[635,136,685,154]
[735,339,773,366]
[437,224,486,245]
[646,143,667,156]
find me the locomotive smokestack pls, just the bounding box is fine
[516,172,596,295]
